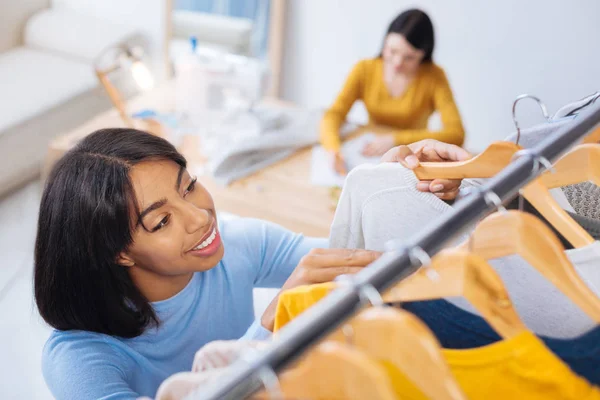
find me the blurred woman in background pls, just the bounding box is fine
[321,8,465,174]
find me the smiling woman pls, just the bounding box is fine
[34,128,382,399]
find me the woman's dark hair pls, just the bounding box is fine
[35,128,187,338]
[381,9,435,62]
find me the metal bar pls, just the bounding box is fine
[196,103,600,400]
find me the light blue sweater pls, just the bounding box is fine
[42,217,327,399]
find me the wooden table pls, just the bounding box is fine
[44,83,375,237]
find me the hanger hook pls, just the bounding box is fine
[334,275,372,345]
[237,348,284,400]
[512,149,556,176]
[512,94,550,145]
[477,187,508,214]
[407,246,439,281]
[518,189,525,212]
[357,283,385,307]
[185,348,284,400]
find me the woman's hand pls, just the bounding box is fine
[332,151,348,175]
[380,139,472,200]
[261,248,382,331]
[192,340,267,372]
[361,134,395,157]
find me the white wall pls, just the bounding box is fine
[281,0,600,151]
[51,0,170,80]
[0,0,49,52]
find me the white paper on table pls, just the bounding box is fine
[310,133,380,187]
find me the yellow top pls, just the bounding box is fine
[275,283,600,400]
[320,58,465,151]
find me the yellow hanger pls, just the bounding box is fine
[467,210,600,322]
[273,341,397,400]
[327,307,467,400]
[414,141,521,180]
[384,248,528,339]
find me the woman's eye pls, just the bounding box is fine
[152,215,170,232]
[184,177,197,197]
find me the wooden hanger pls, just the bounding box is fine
[583,126,600,144]
[467,210,600,322]
[384,248,528,339]
[413,140,596,248]
[326,307,466,400]
[413,141,521,180]
[538,144,600,188]
[272,341,397,400]
[522,180,595,248]
[521,144,600,248]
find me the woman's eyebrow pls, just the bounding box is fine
[137,166,186,226]
[137,198,168,226]
[175,166,185,190]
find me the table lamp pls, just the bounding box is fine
[94,45,155,127]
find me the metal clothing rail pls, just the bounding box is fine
[195,102,600,400]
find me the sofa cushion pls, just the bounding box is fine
[0,47,96,133]
[24,7,141,64]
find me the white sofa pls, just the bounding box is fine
[0,4,142,197]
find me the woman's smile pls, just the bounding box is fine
[187,224,222,257]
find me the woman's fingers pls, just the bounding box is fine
[433,188,460,200]
[415,178,461,200]
[380,145,420,168]
[307,266,367,283]
[429,178,461,193]
[301,249,382,268]
[420,140,472,162]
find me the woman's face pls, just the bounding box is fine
[120,160,224,276]
[382,33,425,75]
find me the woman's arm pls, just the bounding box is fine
[320,61,366,152]
[43,335,140,400]
[391,68,465,146]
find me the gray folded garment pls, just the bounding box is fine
[209,108,323,185]
[563,182,600,222]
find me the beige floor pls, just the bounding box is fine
[0,181,278,399]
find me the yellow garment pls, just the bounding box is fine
[320,58,465,152]
[275,283,600,400]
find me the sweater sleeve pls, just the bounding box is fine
[320,60,366,152]
[240,218,328,288]
[392,67,465,146]
[43,334,139,400]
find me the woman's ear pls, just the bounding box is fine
[116,252,136,267]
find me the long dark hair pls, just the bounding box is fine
[35,128,187,338]
[381,9,435,62]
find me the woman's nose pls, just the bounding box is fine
[180,202,211,234]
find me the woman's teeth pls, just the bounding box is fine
[193,228,216,250]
